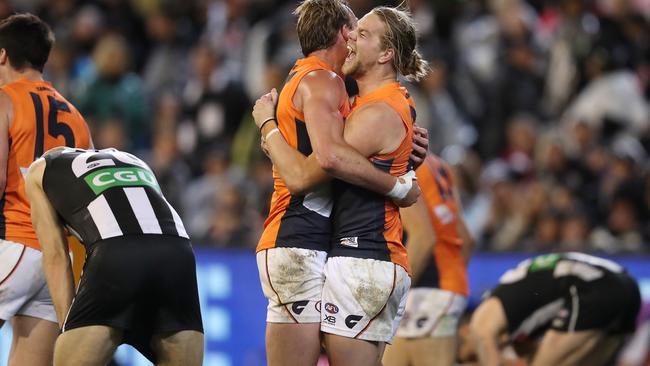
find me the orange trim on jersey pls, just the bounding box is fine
[349,82,414,273]
[416,155,468,296]
[0,79,91,251]
[257,56,350,252]
[68,236,85,288]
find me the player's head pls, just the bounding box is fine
[41,146,78,159]
[0,13,54,81]
[343,5,429,81]
[294,0,355,57]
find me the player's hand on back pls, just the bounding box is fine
[392,172,420,207]
[253,88,279,128]
[410,124,429,169]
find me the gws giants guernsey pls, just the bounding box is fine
[330,82,415,273]
[257,56,350,252]
[42,148,188,245]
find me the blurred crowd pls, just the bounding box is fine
[4,0,649,252]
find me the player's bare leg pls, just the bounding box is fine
[383,337,411,366]
[531,329,616,366]
[54,325,122,366]
[8,315,59,366]
[152,330,204,366]
[266,323,321,366]
[324,333,386,366]
[385,336,457,366]
[579,334,624,366]
[413,337,457,366]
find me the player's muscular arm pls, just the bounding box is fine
[255,74,418,205]
[341,102,404,158]
[400,196,436,282]
[470,298,510,366]
[301,74,401,192]
[0,92,12,200]
[254,96,329,194]
[25,159,75,328]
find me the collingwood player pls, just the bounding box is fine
[459,253,641,366]
[24,147,203,366]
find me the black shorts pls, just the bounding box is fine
[551,272,641,334]
[63,234,203,363]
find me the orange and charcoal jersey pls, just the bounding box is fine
[412,155,468,296]
[0,79,91,250]
[329,82,415,274]
[257,56,350,253]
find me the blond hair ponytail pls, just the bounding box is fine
[372,6,430,82]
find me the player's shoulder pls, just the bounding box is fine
[0,89,12,112]
[296,69,346,108]
[25,156,47,186]
[349,100,400,127]
[300,69,344,92]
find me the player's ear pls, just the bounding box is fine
[0,49,7,65]
[340,25,350,42]
[378,47,394,65]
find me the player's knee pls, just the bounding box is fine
[154,330,204,364]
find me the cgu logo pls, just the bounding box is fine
[85,167,160,194]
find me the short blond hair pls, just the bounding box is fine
[371,6,429,81]
[294,0,354,56]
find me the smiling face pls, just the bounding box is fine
[342,12,389,78]
[336,12,358,65]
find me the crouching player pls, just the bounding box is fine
[459,253,641,366]
[25,147,204,366]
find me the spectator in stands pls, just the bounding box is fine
[74,33,149,149]
[178,43,251,175]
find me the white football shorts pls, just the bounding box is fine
[321,256,410,343]
[257,247,327,323]
[0,240,57,323]
[396,287,467,338]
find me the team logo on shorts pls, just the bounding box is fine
[345,315,363,329]
[325,303,339,314]
[340,237,358,247]
[315,301,322,313]
[416,317,428,328]
[292,300,309,315]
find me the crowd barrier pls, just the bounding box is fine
[2,249,649,366]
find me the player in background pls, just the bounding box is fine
[458,253,641,366]
[252,1,427,365]
[25,147,203,366]
[254,5,429,365]
[383,154,474,366]
[0,13,92,366]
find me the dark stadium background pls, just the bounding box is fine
[1,0,650,364]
